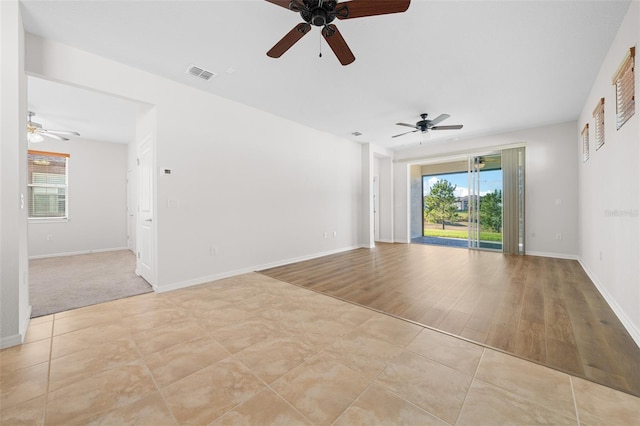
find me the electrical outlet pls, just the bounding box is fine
[323,232,328,239]
[209,246,218,256]
[555,233,562,240]
[333,231,337,238]
[46,235,53,241]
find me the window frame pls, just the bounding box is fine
[27,150,70,222]
[612,46,635,131]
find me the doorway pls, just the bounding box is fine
[26,76,153,317]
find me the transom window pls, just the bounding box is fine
[28,150,69,220]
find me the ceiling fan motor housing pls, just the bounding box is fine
[417,120,431,132]
[299,0,338,26]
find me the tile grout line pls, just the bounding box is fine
[329,381,372,426]
[264,379,316,426]
[162,298,280,425]
[350,341,453,425]
[570,376,582,425]
[452,347,488,426]
[128,331,180,426]
[216,330,316,425]
[42,315,55,425]
[325,344,390,426]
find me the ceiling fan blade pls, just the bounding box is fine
[322,25,355,66]
[264,0,295,10]
[396,122,418,129]
[335,0,410,19]
[431,125,463,130]
[430,114,450,125]
[40,132,69,141]
[267,23,312,58]
[392,129,419,138]
[44,130,81,137]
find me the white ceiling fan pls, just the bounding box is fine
[27,111,80,143]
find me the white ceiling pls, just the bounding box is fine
[20,0,630,150]
[27,76,138,144]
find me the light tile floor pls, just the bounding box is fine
[2,273,639,425]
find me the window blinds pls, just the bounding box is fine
[581,124,589,162]
[612,47,635,130]
[27,150,69,219]
[502,147,525,255]
[593,98,605,151]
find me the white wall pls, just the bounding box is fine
[577,2,639,345]
[0,0,30,348]
[28,138,128,258]
[394,121,580,258]
[25,34,362,292]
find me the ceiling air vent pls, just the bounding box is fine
[186,65,216,81]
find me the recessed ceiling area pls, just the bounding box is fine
[20,0,631,150]
[27,76,139,145]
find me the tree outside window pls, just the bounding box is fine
[424,179,458,230]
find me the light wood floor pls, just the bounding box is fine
[260,243,640,396]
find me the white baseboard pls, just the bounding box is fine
[0,333,23,349]
[0,305,33,349]
[156,245,360,294]
[578,258,640,349]
[525,251,579,260]
[29,247,130,260]
[375,239,395,244]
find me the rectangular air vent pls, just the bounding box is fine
[186,65,216,81]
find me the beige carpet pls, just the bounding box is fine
[29,250,152,317]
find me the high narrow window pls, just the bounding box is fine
[28,150,69,220]
[593,98,605,151]
[581,124,589,162]
[613,46,635,130]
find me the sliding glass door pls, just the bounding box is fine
[416,147,524,254]
[468,154,503,251]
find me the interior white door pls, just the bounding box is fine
[137,137,154,285]
[126,169,136,252]
[373,175,380,241]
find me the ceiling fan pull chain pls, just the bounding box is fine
[319,30,322,58]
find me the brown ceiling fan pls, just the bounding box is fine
[265,0,411,65]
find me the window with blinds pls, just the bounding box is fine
[28,150,70,219]
[581,124,589,162]
[593,98,605,151]
[613,46,635,130]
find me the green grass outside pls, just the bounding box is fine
[424,228,503,242]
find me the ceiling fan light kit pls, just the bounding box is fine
[265,0,411,65]
[27,111,80,143]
